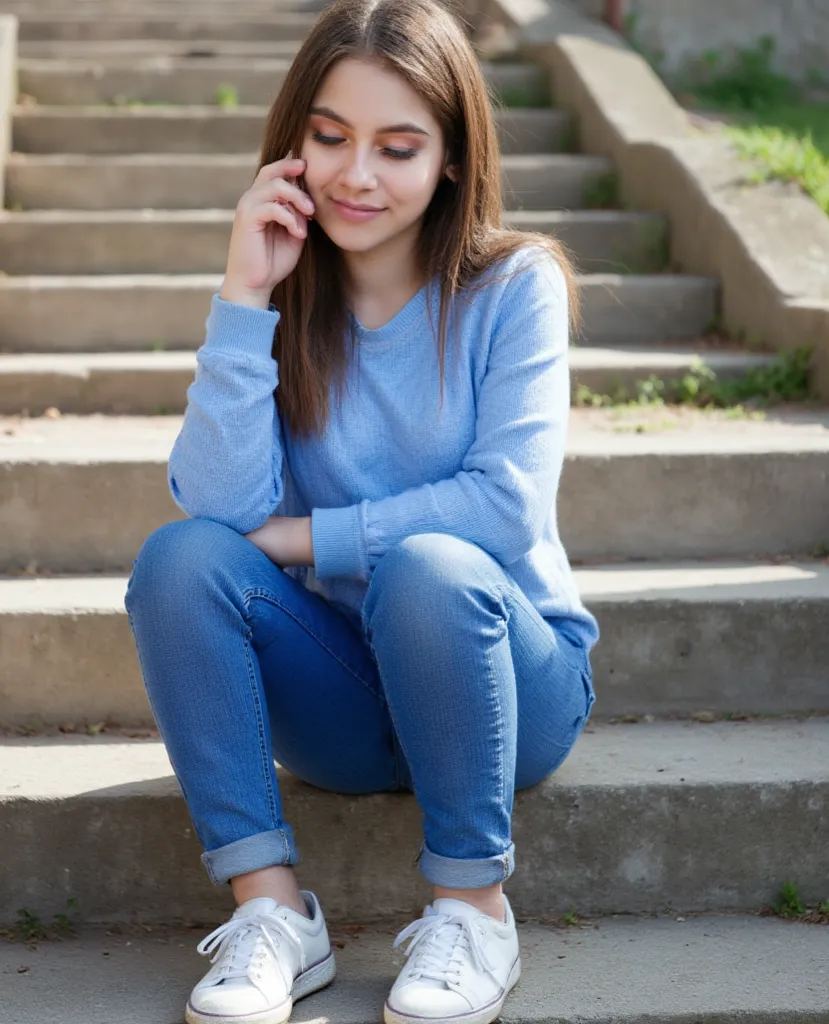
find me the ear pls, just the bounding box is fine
[445,163,460,183]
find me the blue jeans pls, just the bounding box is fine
[125,519,595,890]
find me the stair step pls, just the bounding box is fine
[2,561,828,726]
[0,206,663,276]
[1,403,828,561]
[0,274,716,351]
[16,13,320,43]
[17,58,549,107]
[0,346,772,417]
[4,914,827,1024]
[18,38,305,59]
[570,345,777,393]
[11,106,571,156]
[6,149,595,212]
[1,722,826,921]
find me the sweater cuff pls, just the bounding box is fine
[203,293,280,359]
[311,503,368,580]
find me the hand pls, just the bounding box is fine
[220,155,316,309]
[243,516,314,567]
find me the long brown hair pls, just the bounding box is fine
[259,0,580,439]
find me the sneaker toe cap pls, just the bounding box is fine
[190,982,277,1016]
[390,983,469,1017]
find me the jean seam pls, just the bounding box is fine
[126,604,211,851]
[239,603,279,828]
[362,629,409,793]
[244,585,385,708]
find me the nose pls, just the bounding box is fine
[341,144,378,192]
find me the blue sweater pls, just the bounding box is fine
[168,246,599,649]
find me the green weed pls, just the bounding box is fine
[215,84,240,109]
[678,38,829,215]
[767,882,828,923]
[1,899,79,945]
[584,172,619,210]
[574,347,812,410]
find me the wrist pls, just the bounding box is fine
[219,281,273,310]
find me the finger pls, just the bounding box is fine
[256,155,306,184]
[254,200,306,239]
[261,178,315,217]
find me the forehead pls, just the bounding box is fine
[312,57,439,131]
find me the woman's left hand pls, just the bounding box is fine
[243,516,314,567]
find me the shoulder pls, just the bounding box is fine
[472,243,568,306]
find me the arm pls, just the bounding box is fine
[167,294,285,535]
[310,250,570,581]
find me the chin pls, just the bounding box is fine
[317,220,399,254]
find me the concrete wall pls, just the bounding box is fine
[574,0,829,84]
[0,16,17,207]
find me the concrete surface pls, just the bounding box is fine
[17,57,549,107]
[16,14,319,43]
[2,915,828,1024]
[11,105,566,156]
[0,208,665,275]
[2,559,829,724]
[0,342,770,416]
[0,15,16,207]
[483,0,829,398]
[17,38,305,58]
[1,721,827,922]
[2,410,829,570]
[0,273,717,351]
[2,152,608,221]
[623,0,829,87]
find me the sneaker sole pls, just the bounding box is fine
[383,955,521,1024]
[185,950,337,1024]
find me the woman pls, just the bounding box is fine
[125,0,599,1022]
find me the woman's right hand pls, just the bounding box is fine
[219,155,315,309]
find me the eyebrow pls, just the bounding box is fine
[309,105,430,136]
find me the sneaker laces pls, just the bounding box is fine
[196,912,307,997]
[392,907,497,988]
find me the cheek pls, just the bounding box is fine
[389,159,444,207]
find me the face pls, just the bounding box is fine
[300,57,456,255]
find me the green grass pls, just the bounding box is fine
[681,37,829,215]
[574,347,812,410]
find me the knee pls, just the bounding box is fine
[365,533,498,627]
[125,518,243,614]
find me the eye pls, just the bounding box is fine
[383,147,417,160]
[311,131,417,161]
[312,130,344,146]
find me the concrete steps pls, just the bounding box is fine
[0,208,668,273]
[2,410,829,572]
[2,561,828,727]
[4,914,827,1024]
[17,38,306,59]
[11,104,569,155]
[3,7,827,988]
[15,13,321,43]
[17,57,550,106]
[6,153,622,213]
[0,274,717,351]
[0,346,776,416]
[1,722,827,922]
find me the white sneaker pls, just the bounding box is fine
[384,896,521,1024]
[185,891,336,1024]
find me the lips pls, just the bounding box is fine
[333,199,384,212]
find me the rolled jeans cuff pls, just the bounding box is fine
[201,826,299,886]
[415,840,516,888]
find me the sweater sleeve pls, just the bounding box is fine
[167,293,285,535]
[310,251,570,580]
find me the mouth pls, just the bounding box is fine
[330,198,387,222]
